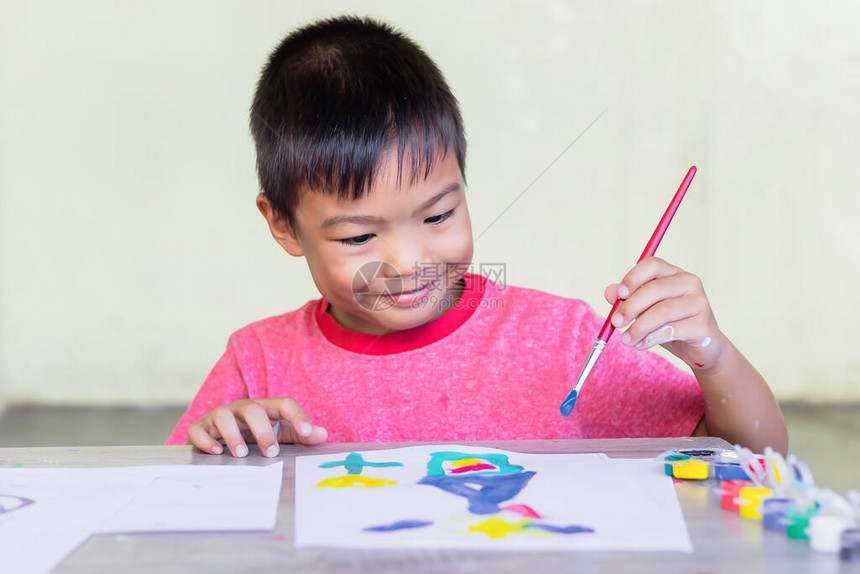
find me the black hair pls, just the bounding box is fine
[250,16,467,226]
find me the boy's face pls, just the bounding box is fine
[259,149,473,335]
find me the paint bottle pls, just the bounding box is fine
[715,461,749,481]
[673,459,709,480]
[720,480,752,511]
[841,528,860,562]
[761,497,794,531]
[785,505,820,540]
[664,454,690,476]
[678,449,718,458]
[809,515,855,553]
[738,486,773,520]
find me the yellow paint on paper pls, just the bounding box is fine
[468,517,540,539]
[316,475,397,488]
[449,457,484,467]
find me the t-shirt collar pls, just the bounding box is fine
[315,273,487,355]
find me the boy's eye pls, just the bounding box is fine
[424,209,455,225]
[339,233,374,246]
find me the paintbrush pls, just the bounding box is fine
[560,166,697,416]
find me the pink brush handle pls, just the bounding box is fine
[596,166,697,341]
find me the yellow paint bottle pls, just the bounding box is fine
[738,486,773,520]
[672,459,709,480]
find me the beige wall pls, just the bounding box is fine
[1,0,857,407]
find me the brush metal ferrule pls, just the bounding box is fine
[572,338,607,395]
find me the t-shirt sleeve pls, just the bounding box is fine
[570,302,705,439]
[164,333,253,445]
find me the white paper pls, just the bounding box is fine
[0,462,284,574]
[295,445,692,552]
[98,463,283,533]
[0,468,155,574]
[597,458,693,552]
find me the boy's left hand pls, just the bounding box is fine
[604,256,725,370]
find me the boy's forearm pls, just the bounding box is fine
[694,336,788,456]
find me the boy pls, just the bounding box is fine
[166,16,787,458]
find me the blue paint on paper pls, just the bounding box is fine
[526,523,595,534]
[318,452,403,475]
[418,472,535,514]
[425,451,524,477]
[363,519,433,532]
[0,495,35,514]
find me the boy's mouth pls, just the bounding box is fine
[380,281,435,306]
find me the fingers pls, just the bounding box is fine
[615,256,682,298]
[186,398,329,458]
[234,401,281,458]
[286,424,329,446]
[187,421,224,455]
[628,315,712,350]
[605,256,687,319]
[264,399,329,446]
[604,283,622,305]
[604,257,716,348]
[211,405,251,458]
[617,295,697,348]
[610,273,704,332]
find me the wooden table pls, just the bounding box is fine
[1,437,855,574]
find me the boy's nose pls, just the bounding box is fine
[379,240,423,280]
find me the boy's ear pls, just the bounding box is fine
[256,194,304,257]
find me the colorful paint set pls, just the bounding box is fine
[658,445,860,561]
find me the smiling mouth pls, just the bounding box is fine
[354,280,433,297]
[373,280,436,306]
[385,281,434,297]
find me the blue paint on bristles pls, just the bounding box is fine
[559,390,578,417]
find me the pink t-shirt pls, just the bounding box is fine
[166,274,704,445]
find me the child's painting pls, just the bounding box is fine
[295,445,693,552]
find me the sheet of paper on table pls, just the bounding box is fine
[97,463,283,533]
[0,462,283,574]
[295,446,692,552]
[0,467,153,574]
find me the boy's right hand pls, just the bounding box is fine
[186,398,328,457]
